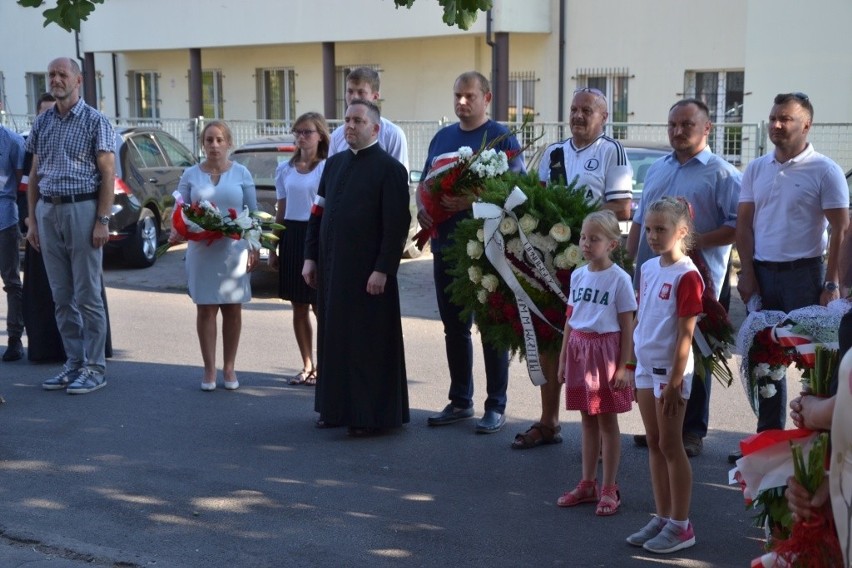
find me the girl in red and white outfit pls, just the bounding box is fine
[556,210,637,516]
[626,197,703,554]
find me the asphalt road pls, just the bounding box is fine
[0,245,772,567]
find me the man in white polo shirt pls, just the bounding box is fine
[734,91,848,461]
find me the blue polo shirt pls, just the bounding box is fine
[0,126,25,231]
[633,146,741,297]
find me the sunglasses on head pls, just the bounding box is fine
[574,87,605,98]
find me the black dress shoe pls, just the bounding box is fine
[728,449,743,464]
[2,339,23,362]
[347,426,382,438]
[315,419,342,429]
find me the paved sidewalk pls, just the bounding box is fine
[0,246,764,567]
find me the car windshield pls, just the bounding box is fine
[626,149,668,191]
[232,151,292,188]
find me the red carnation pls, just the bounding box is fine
[502,303,518,320]
[228,208,237,220]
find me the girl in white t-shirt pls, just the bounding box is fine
[626,197,704,554]
[556,210,637,516]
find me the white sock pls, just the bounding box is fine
[669,518,689,530]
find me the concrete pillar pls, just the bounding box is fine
[322,42,336,119]
[83,52,97,107]
[189,48,203,118]
[491,32,509,121]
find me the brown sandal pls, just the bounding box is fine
[595,484,621,516]
[511,422,563,450]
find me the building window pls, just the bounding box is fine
[201,69,224,119]
[335,64,381,118]
[684,70,745,163]
[25,72,48,115]
[256,68,296,127]
[128,71,160,119]
[508,71,536,123]
[95,71,106,112]
[576,68,630,139]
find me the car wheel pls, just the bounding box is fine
[124,208,159,268]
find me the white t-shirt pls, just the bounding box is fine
[739,144,848,262]
[274,161,325,221]
[538,134,633,205]
[634,256,704,376]
[567,264,637,333]
[329,116,409,172]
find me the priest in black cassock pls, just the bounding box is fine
[303,99,411,437]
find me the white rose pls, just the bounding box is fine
[554,251,571,270]
[518,214,539,233]
[476,228,485,242]
[499,216,518,235]
[481,274,499,293]
[758,384,777,399]
[563,244,582,266]
[468,266,483,284]
[549,223,572,243]
[466,240,483,260]
[477,289,489,304]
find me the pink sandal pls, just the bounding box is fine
[556,479,599,507]
[595,484,621,516]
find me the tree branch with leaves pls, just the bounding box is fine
[18,0,492,33]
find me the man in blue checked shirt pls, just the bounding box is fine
[0,123,25,361]
[25,57,116,395]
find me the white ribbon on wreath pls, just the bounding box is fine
[473,186,569,386]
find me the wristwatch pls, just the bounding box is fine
[97,215,111,225]
[824,281,839,292]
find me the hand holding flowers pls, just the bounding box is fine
[158,193,284,258]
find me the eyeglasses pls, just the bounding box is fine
[790,92,809,101]
[292,129,317,137]
[574,87,606,98]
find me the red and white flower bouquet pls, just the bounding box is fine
[413,142,519,250]
[157,191,283,256]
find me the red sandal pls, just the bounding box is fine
[556,479,599,507]
[595,484,621,516]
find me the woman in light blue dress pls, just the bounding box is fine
[171,120,258,391]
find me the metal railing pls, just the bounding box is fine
[3,111,852,173]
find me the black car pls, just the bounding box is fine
[232,135,423,259]
[106,127,197,267]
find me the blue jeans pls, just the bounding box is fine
[754,261,823,432]
[36,199,108,374]
[0,223,23,340]
[432,216,508,414]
